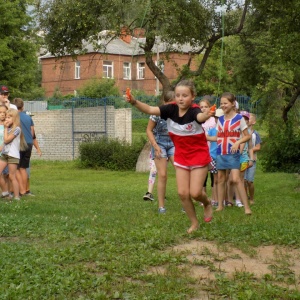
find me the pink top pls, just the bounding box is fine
[202,117,216,133]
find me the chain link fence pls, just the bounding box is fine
[24,95,262,119]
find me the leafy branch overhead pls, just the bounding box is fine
[37,0,250,96]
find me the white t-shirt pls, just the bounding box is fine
[2,126,21,159]
[9,103,18,110]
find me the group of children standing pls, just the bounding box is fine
[0,85,40,201]
[126,80,261,234]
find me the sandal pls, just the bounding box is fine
[224,201,234,207]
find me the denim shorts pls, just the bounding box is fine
[151,135,175,159]
[244,161,257,182]
[216,153,240,170]
[2,165,9,175]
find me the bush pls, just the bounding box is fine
[260,120,300,173]
[79,137,146,171]
[78,77,120,98]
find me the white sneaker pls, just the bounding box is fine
[235,200,244,207]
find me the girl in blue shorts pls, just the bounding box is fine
[214,93,252,214]
[146,91,175,213]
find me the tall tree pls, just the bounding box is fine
[232,0,300,122]
[37,0,250,99]
[0,0,43,99]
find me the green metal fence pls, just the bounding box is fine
[40,95,262,119]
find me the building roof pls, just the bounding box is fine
[39,33,198,59]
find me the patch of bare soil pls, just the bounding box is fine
[148,240,300,299]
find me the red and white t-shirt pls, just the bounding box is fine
[160,103,211,166]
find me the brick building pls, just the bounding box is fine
[39,30,198,97]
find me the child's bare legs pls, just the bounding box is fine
[190,167,212,220]
[16,168,28,195]
[148,159,157,194]
[211,173,218,203]
[0,174,8,194]
[227,174,235,205]
[245,180,255,204]
[230,169,252,214]
[154,157,169,209]
[0,160,8,193]
[216,170,226,211]
[235,170,246,205]
[176,166,212,233]
[8,164,19,199]
[176,167,198,233]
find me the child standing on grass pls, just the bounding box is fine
[229,111,254,207]
[145,91,175,214]
[0,104,10,198]
[212,92,252,214]
[207,108,224,207]
[126,80,213,234]
[0,109,27,200]
[143,152,157,202]
[244,113,262,205]
[199,97,216,197]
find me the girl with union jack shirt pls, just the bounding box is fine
[215,92,252,215]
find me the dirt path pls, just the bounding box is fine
[149,240,300,299]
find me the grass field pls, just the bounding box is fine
[0,159,299,299]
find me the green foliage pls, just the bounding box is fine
[78,78,120,98]
[0,0,44,99]
[261,121,300,173]
[79,136,145,171]
[194,40,235,96]
[132,119,149,133]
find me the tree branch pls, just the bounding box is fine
[282,86,300,123]
[275,77,298,88]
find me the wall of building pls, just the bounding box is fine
[31,106,132,160]
[41,52,197,97]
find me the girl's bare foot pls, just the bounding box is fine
[203,202,213,222]
[215,207,224,212]
[187,223,199,234]
[250,200,255,205]
[245,208,252,215]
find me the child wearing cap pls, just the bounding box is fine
[0,85,17,110]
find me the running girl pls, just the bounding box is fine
[126,80,214,234]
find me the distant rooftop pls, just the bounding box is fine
[39,30,199,59]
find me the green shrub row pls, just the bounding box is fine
[78,136,146,171]
[260,120,300,173]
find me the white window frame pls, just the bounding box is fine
[103,61,114,78]
[75,61,80,79]
[123,62,131,80]
[137,62,145,79]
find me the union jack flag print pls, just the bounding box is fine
[217,114,246,155]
